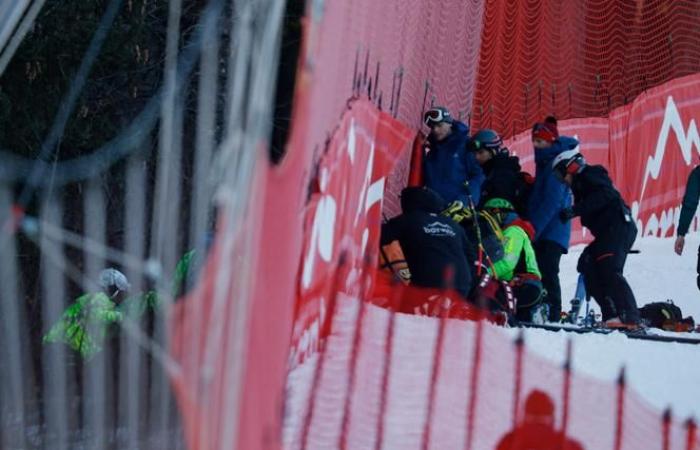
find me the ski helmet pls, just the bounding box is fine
[469,129,504,154]
[551,148,586,180]
[483,197,514,211]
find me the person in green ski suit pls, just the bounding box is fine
[674,165,700,291]
[43,250,196,359]
[482,198,544,322]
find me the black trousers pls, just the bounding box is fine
[578,220,639,324]
[534,240,565,321]
[513,281,543,322]
[696,244,700,292]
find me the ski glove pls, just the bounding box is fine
[559,207,577,223]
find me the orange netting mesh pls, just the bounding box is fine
[298,0,486,218]
[470,0,700,136]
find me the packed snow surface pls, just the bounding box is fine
[508,235,700,419]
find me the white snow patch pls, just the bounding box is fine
[503,234,700,419]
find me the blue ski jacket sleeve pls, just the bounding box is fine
[526,137,577,250]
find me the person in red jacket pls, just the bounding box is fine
[495,390,585,450]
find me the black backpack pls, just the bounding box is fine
[639,301,695,331]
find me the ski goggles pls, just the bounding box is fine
[423,108,451,127]
[553,157,584,181]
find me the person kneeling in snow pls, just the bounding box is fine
[553,150,640,326]
[481,197,545,322]
[381,186,475,298]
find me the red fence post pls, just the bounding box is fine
[465,317,485,450]
[686,418,697,450]
[560,339,573,447]
[662,408,672,450]
[614,367,626,450]
[512,330,525,428]
[374,279,404,450]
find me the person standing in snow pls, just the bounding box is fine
[422,106,484,205]
[380,186,476,297]
[470,128,532,215]
[673,165,700,292]
[554,150,640,325]
[481,197,544,322]
[526,117,577,322]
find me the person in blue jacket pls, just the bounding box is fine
[526,117,577,322]
[422,106,484,206]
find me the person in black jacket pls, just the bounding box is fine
[381,186,476,297]
[673,165,700,291]
[554,150,640,325]
[470,128,531,214]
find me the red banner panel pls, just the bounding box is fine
[506,73,700,244]
[290,100,414,368]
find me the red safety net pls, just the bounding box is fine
[300,0,486,218]
[471,0,700,136]
[282,87,700,449]
[283,268,700,450]
[169,0,700,448]
[505,73,700,244]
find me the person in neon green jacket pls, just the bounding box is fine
[43,250,196,359]
[482,198,545,322]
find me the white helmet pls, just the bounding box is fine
[551,147,586,179]
[99,268,131,296]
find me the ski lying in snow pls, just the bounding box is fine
[518,322,700,345]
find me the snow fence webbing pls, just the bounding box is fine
[297,0,486,218]
[471,0,700,134]
[284,288,700,450]
[285,86,700,449]
[167,0,700,447]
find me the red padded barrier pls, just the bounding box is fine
[505,73,700,244]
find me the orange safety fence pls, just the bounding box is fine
[283,262,700,450]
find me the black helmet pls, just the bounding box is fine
[469,129,504,154]
[400,186,446,214]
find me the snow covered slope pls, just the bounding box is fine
[509,234,700,419]
[284,236,700,449]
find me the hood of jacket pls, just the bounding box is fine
[483,150,521,174]
[400,186,446,214]
[502,214,536,240]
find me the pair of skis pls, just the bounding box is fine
[520,274,700,345]
[520,321,700,345]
